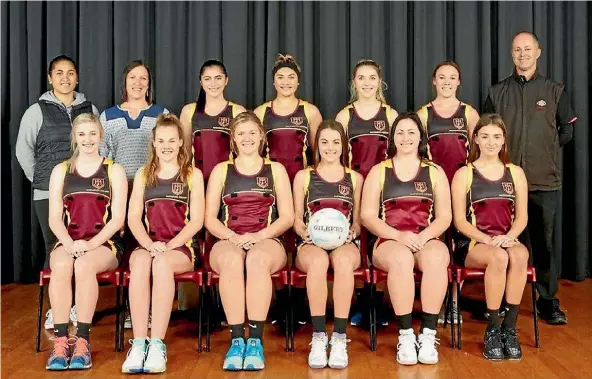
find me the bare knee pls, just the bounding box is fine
[391,251,415,272]
[129,251,152,273]
[214,250,244,274]
[51,256,74,276]
[306,252,330,274]
[74,257,98,278]
[245,250,272,273]
[420,247,450,271]
[331,251,356,273]
[151,254,173,276]
[488,248,509,270]
[508,245,529,269]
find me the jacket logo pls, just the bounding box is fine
[92,178,105,190]
[257,177,268,189]
[502,182,514,195]
[218,117,231,127]
[338,184,351,196]
[453,118,465,129]
[536,99,547,109]
[290,117,304,126]
[374,120,386,131]
[414,181,427,193]
[171,182,184,196]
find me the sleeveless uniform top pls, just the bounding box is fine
[339,103,395,179]
[302,167,357,225]
[378,159,438,233]
[61,158,122,259]
[143,170,196,264]
[418,102,473,183]
[463,163,518,244]
[255,100,312,181]
[218,159,278,234]
[190,101,241,182]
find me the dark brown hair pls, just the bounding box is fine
[313,120,349,168]
[387,112,429,160]
[432,60,462,83]
[467,113,511,164]
[120,60,154,104]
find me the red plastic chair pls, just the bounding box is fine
[35,267,122,352]
[203,232,291,352]
[119,238,206,353]
[453,263,540,349]
[288,229,373,352]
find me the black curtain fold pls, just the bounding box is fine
[2,1,590,284]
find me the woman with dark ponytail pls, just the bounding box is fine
[180,60,246,183]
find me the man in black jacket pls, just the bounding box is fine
[484,31,578,325]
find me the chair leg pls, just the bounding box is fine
[457,281,462,350]
[370,282,376,351]
[120,287,128,352]
[206,286,212,352]
[115,285,121,352]
[36,285,45,353]
[286,283,291,352]
[448,283,455,348]
[532,283,540,348]
[198,285,203,353]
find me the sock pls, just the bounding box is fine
[150,338,165,347]
[311,315,326,333]
[54,323,69,338]
[248,320,265,341]
[486,308,502,329]
[420,312,439,332]
[396,313,413,331]
[502,303,520,330]
[76,322,91,342]
[229,323,245,341]
[132,338,148,351]
[333,317,347,334]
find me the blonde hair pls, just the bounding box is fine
[229,111,267,156]
[143,114,192,188]
[348,59,387,103]
[67,113,104,173]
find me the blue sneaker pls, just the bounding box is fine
[350,312,363,326]
[223,338,245,371]
[242,338,265,370]
[68,337,92,370]
[45,336,70,370]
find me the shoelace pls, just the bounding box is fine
[49,336,69,359]
[397,334,419,352]
[227,341,244,357]
[418,333,440,350]
[330,337,350,354]
[245,341,262,357]
[146,343,167,362]
[69,337,89,356]
[485,329,503,350]
[309,336,327,357]
[127,339,147,359]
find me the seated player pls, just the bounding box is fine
[293,120,364,369]
[121,114,205,373]
[451,114,529,361]
[46,113,127,370]
[361,112,452,366]
[205,111,294,371]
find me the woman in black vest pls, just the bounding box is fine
[16,54,99,330]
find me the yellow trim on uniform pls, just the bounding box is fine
[466,163,478,249]
[300,100,311,168]
[465,163,474,193]
[463,103,472,123]
[385,105,395,127]
[346,167,356,192]
[427,164,438,191]
[378,160,389,222]
[268,160,277,227]
[417,105,429,132]
[188,102,197,119]
[303,167,312,222]
[343,105,354,167]
[254,101,270,122]
[506,163,519,182]
[229,101,239,118]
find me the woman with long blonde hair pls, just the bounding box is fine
[46,113,127,370]
[121,114,205,374]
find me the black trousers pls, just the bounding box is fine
[34,199,58,269]
[519,190,560,307]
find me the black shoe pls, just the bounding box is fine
[483,327,505,361]
[539,304,567,325]
[501,328,522,360]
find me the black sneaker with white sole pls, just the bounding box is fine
[501,328,522,360]
[483,327,504,361]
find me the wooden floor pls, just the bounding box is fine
[2,279,592,379]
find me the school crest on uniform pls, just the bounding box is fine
[92,178,105,190]
[218,117,231,127]
[257,177,268,189]
[374,120,386,131]
[291,117,304,126]
[171,182,184,196]
[338,184,351,196]
[453,118,465,129]
[502,182,514,195]
[414,181,427,193]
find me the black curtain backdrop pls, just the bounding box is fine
[2,1,590,284]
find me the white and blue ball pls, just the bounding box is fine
[307,208,350,250]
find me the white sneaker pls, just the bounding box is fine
[44,307,77,330]
[308,332,328,369]
[124,314,152,329]
[143,340,167,373]
[121,339,147,373]
[396,328,418,365]
[328,333,349,369]
[417,328,440,364]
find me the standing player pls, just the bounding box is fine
[361,112,451,366]
[451,114,529,361]
[205,111,294,371]
[416,61,480,325]
[16,55,100,329]
[45,113,127,370]
[293,120,363,369]
[254,54,322,329]
[121,114,205,373]
[335,59,398,328]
